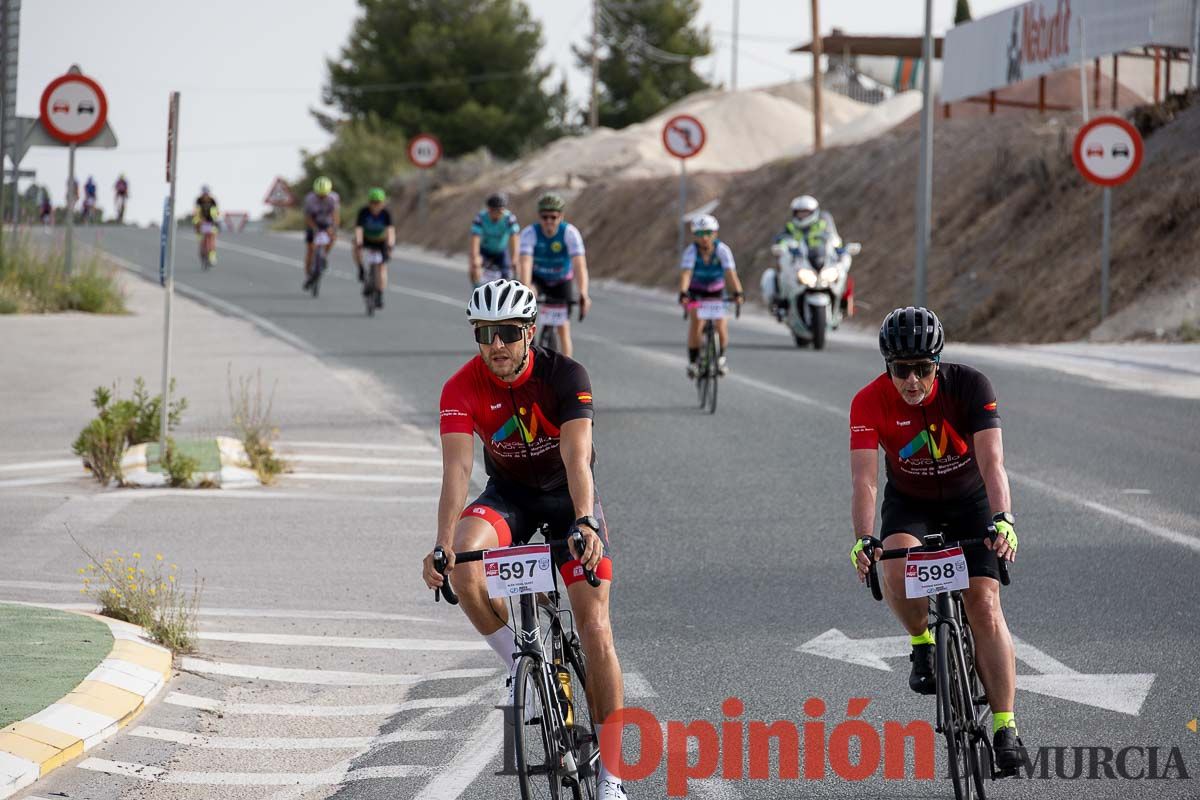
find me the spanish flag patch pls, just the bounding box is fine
[984,401,997,411]
[577,392,593,404]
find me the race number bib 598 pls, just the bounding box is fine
[484,544,555,599]
[904,546,969,599]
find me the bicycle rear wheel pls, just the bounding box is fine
[705,328,718,414]
[561,632,598,800]
[311,251,324,297]
[513,655,563,800]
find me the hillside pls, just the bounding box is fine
[388,96,1200,344]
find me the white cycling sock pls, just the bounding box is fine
[485,627,518,671]
[595,723,618,785]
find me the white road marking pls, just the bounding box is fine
[0,579,85,592]
[0,459,81,472]
[166,691,479,717]
[280,440,435,452]
[196,631,488,651]
[413,709,502,800]
[77,757,433,784]
[179,657,494,686]
[4,602,437,623]
[129,725,455,750]
[285,454,441,467]
[286,471,441,484]
[0,475,82,488]
[624,671,659,698]
[1121,489,1153,495]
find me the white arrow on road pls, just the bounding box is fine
[798,629,1155,716]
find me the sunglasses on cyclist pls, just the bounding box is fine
[540,213,561,221]
[693,229,715,237]
[889,360,938,380]
[474,324,528,345]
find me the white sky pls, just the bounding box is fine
[15,0,1015,226]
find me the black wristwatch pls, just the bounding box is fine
[574,515,600,533]
[992,511,1015,526]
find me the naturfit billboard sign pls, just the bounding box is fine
[942,0,1197,102]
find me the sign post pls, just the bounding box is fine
[159,91,180,468]
[1072,116,1143,321]
[407,133,442,223]
[661,114,706,252]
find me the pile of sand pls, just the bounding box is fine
[487,81,922,190]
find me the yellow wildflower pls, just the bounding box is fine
[80,589,87,594]
[148,587,156,597]
[156,554,164,561]
[168,575,176,583]
[170,564,178,570]
[78,567,85,574]
[132,552,141,559]
[117,557,124,564]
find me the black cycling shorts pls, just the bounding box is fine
[880,483,1000,581]
[305,224,333,244]
[687,287,724,300]
[460,478,612,586]
[480,249,513,278]
[533,277,578,306]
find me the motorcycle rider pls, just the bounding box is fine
[764,195,855,318]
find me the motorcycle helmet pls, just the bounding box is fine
[790,195,820,228]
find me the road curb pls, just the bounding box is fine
[0,610,172,799]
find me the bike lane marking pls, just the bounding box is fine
[178,657,494,686]
[195,631,489,650]
[164,691,480,717]
[76,758,435,784]
[128,725,456,750]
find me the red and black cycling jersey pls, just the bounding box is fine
[850,362,1001,501]
[439,347,595,492]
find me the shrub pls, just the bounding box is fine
[228,367,287,484]
[0,236,126,314]
[71,379,189,485]
[128,377,188,446]
[162,438,199,488]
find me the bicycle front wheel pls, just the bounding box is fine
[513,655,563,800]
[705,327,718,414]
[937,619,978,800]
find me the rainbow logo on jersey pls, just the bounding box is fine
[899,420,968,460]
[491,403,560,444]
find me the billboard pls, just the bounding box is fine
[942,0,1195,102]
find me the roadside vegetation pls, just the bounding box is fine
[74,542,202,653]
[72,378,188,486]
[228,367,287,484]
[0,237,126,314]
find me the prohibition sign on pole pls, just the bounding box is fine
[1072,116,1144,187]
[408,134,442,169]
[662,114,706,159]
[39,72,109,144]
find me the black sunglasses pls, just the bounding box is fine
[474,324,528,345]
[540,213,561,221]
[889,360,938,379]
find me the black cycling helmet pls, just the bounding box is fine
[879,306,945,361]
[486,192,508,209]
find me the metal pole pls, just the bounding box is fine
[914,0,934,307]
[676,158,687,253]
[810,0,823,151]
[65,142,75,274]
[590,0,600,129]
[1100,187,1111,320]
[159,92,180,466]
[731,0,740,90]
[1192,0,1200,88]
[1078,16,1089,121]
[418,169,427,223]
[9,153,18,228]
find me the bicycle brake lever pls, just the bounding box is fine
[432,546,460,605]
[570,530,602,588]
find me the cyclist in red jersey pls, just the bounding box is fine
[422,279,629,800]
[849,306,1024,772]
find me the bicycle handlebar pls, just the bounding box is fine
[681,293,744,320]
[861,531,1012,602]
[432,530,601,604]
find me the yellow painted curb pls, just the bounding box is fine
[0,610,173,799]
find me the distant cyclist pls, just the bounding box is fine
[192,186,221,266]
[354,187,395,309]
[678,214,743,377]
[849,306,1025,773]
[113,174,129,224]
[39,189,53,226]
[82,176,98,223]
[303,176,340,290]
[517,192,589,358]
[469,192,520,286]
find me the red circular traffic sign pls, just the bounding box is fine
[1072,116,1144,187]
[662,114,706,159]
[407,134,442,169]
[39,72,108,144]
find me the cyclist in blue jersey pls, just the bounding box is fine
[678,214,744,378]
[517,192,589,358]
[469,192,520,286]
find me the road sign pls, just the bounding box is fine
[1073,116,1144,187]
[407,133,442,168]
[39,71,107,144]
[662,114,706,159]
[13,115,117,163]
[263,177,295,207]
[165,92,178,182]
[223,211,248,233]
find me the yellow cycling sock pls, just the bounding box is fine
[993,712,1017,734]
[910,628,935,646]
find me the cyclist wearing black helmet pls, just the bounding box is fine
[849,306,1025,772]
[469,192,520,287]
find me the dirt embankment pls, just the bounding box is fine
[389,98,1200,343]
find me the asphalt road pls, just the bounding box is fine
[14,225,1200,800]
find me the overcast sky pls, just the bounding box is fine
[15,0,1014,226]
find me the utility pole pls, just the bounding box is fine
[590,0,600,129]
[731,0,740,90]
[914,0,935,307]
[810,0,823,151]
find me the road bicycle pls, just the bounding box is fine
[433,527,602,799]
[536,296,577,353]
[308,228,333,297]
[862,530,1012,800]
[361,248,385,316]
[684,294,739,414]
[197,222,217,270]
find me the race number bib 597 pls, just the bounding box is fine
[904,546,969,599]
[484,544,555,599]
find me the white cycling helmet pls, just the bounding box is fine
[691,213,719,234]
[467,279,537,323]
[790,194,820,228]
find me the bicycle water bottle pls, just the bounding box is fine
[556,663,574,728]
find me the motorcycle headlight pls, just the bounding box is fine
[797,268,818,287]
[819,266,841,284]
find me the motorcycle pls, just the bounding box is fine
[765,238,861,350]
